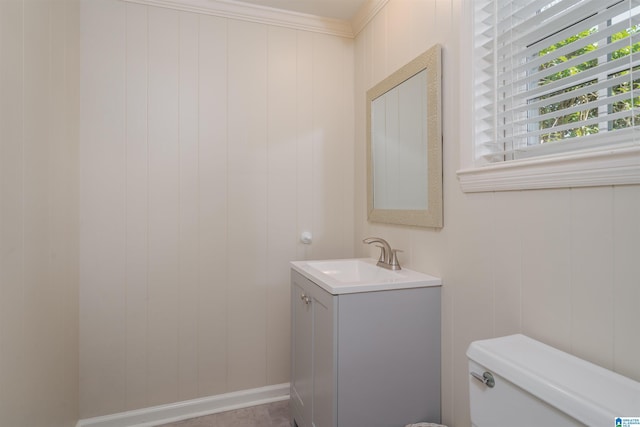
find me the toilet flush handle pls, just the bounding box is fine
[471,371,495,388]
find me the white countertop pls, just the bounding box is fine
[291,258,441,295]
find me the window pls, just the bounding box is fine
[458,0,640,192]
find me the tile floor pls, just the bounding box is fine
[156,400,290,427]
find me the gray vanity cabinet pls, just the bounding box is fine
[290,269,441,427]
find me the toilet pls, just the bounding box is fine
[467,334,640,426]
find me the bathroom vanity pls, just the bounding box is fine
[289,259,442,427]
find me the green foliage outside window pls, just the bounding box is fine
[534,25,640,144]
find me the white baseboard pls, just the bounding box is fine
[76,383,290,427]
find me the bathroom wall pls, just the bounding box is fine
[79,0,354,418]
[354,1,640,427]
[0,0,80,426]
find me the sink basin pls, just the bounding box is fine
[306,259,401,282]
[291,258,441,295]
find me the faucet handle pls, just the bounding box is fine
[389,249,403,270]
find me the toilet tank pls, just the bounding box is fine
[467,334,640,427]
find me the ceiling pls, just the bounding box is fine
[235,0,368,21]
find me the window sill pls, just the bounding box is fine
[456,145,640,192]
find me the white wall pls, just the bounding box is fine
[0,0,80,426]
[73,0,640,424]
[354,1,640,427]
[79,0,354,418]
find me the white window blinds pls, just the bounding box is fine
[475,0,640,164]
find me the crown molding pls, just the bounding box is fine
[123,0,355,38]
[351,0,388,36]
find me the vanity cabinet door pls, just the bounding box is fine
[290,271,336,427]
[291,275,313,427]
[310,279,336,427]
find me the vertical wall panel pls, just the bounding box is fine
[295,30,315,261]
[311,35,354,260]
[124,1,149,412]
[49,2,81,424]
[0,1,26,423]
[519,189,573,352]
[341,35,355,258]
[146,5,180,407]
[386,0,424,73]
[266,26,298,384]
[226,19,269,391]
[492,191,523,337]
[371,7,388,87]
[570,187,614,368]
[313,34,337,258]
[1,0,79,425]
[613,185,640,379]
[197,14,228,398]
[353,32,367,248]
[22,2,53,421]
[178,11,200,402]
[79,0,127,418]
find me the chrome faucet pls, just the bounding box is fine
[362,237,402,270]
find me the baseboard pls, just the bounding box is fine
[76,383,290,427]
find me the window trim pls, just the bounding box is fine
[458,144,640,192]
[457,0,640,193]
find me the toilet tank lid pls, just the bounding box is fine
[467,334,640,426]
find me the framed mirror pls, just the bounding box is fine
[366,44,442,228]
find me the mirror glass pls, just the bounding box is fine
[366,45,442,228]
[371,69,428,210]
